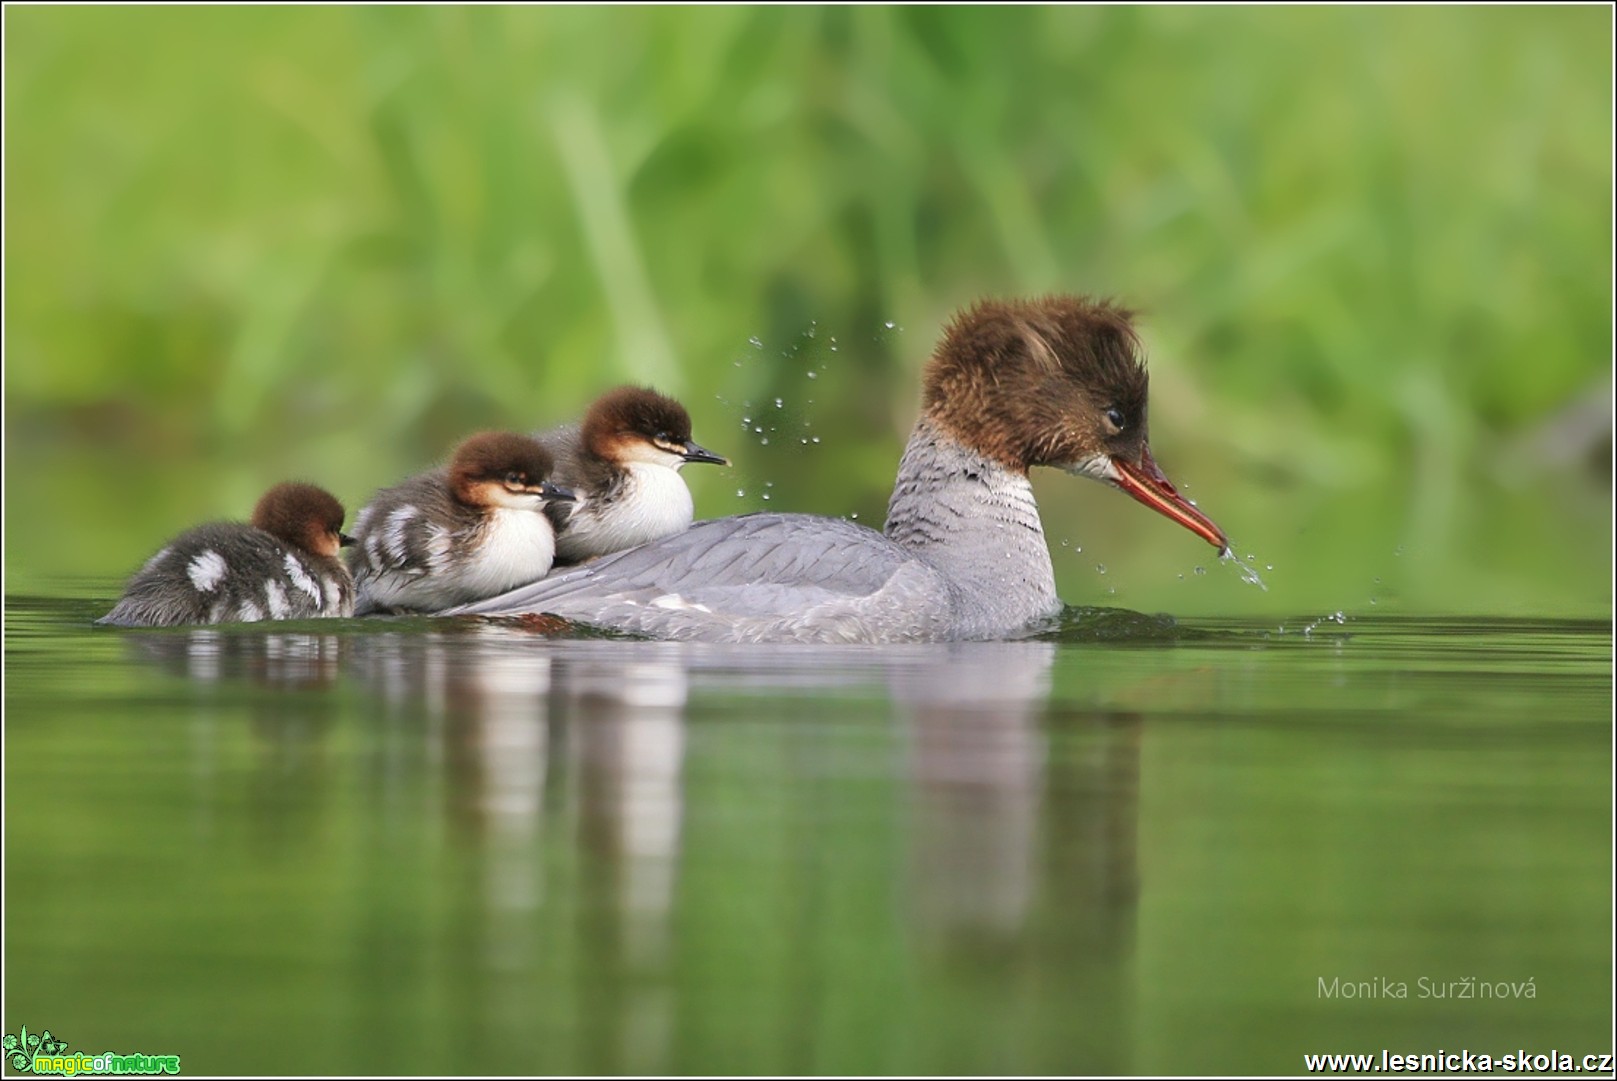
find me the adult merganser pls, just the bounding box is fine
[453,296,1228,643]
[97,482,355,627]
[349,431,576,614]
[536,385,728,564]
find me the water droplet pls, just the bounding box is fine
[754,426,763,433]
[807,370,818,378]
[1074,546,1082,553]
[1393,545,1405,557]
[1096,563,1107,575]
[800,438,808,445]
[1266,564,1274,571]
[761,493,770,500]
[735,489,746,498]
[811,437,820,444]
[1060,538,1069,547]
[1332,611,1346,624]
[1193,566,1207,576]
[851,512,859,519]
[1369,597,1378,605]
[1373,576,1382,585]
[760,437,769,445]
[1177,573,1185,580]
[748,336,763,349]
[774,398,783,408]
[883,320,896,329]
[1219,547,1269,591]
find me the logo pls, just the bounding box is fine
[3,1027,180,1076]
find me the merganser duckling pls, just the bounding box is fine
[97,482,355,627]
[349,431,576,614]
[535,385,728,564]
[453,296,1228,643]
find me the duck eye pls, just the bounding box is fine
[653,431,671,444]
[1105,408,1126,432]
[504,470,524,486]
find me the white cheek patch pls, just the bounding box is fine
[1067,454,1120,484]
[485,485,547,511]
[187,550,228,592]
[619,439,687,470]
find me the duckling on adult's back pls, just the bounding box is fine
[536,386,727,564]
[454,296,1227,643]
[98,482,355,627]
[349,431,575,614]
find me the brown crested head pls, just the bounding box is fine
[924,295,1227,549]
[448,431,568,506]
[923,295,1151,473]
[581,386,693,458]
[252,482,349,559]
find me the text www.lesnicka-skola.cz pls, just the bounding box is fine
[1304,1050,1615,1074]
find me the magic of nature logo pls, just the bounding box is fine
[3,1026,180,1076]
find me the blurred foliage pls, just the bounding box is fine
[5,6,1611,613]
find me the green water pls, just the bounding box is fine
[4,592,1611,1075]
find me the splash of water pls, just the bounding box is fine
[1218,545,1269,591]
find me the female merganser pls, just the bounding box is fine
[97,482,355,627]
[349,431,575,614]
[453,296,1228,643]
[536,385,728,564]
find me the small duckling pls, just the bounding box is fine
[536,385,728,564]
[349,431,575,614]
[98,482,355,627]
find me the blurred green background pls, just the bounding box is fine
[5,6,1611,615]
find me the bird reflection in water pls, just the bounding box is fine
[120,623,1142,1072]
[123,630,346,850]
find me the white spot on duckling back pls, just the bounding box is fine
[425,523,453,570]
[385,506,418,560]
[322,576,343,610]
[187,550,228,592]
[264,579,290,618]
[284,553,323,609]
[238,599,263,623]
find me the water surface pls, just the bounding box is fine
[5,591,1611,1074]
